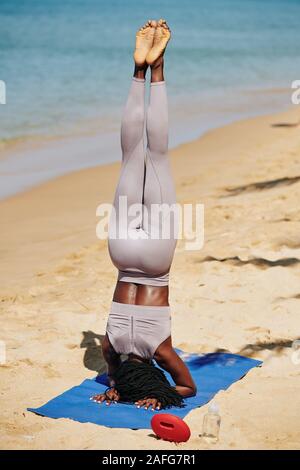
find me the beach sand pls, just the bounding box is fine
[1,107,300,450]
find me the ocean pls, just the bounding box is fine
[0,0,300,197]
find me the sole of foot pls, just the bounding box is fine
[146,19,171,66]
[133,20,157,67]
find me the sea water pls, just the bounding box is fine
[0,0,300,197]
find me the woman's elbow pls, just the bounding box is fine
[177,384,197,398]
[188,384,197,397]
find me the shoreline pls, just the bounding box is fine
[1,104,299,288]
[1,105,300,449]
[0,85,293,201]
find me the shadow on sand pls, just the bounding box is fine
[80,330,106,375]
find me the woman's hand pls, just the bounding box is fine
[135,398,161,411]
[91,387,120,405]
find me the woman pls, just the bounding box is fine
[92,19,196,411]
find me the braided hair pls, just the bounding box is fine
[112,360,184,409]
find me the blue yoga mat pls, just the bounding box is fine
[28,351,262,429]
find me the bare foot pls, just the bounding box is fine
[134,20,157,67]
[146,19,171,66]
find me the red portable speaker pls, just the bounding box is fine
[151,413,191,443]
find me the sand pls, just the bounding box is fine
[1,106,300,450]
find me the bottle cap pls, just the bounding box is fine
[208,401,219,414]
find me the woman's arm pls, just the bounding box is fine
[102,334,121,385]
[154,337,197,398]
[91,334,121,404]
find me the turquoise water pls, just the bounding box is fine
[1,0,300,139]
[0,0,300,196]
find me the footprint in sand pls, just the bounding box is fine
[43,363,61,379]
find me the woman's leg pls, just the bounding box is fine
[108,63,148,248]
[114,70,146,220]
[109,20,175,293]
[142,58,177,243]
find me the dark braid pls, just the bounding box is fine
[113,360,184,409]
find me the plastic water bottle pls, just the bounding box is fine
[202,402,221,444]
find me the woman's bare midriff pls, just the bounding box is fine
[112,281,169,306]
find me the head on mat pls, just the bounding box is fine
[111,360,184,409]
[91,19,196,410]
[92,302,196,410]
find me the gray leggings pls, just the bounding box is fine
[108,78,177,286]
[106,301,171,359]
